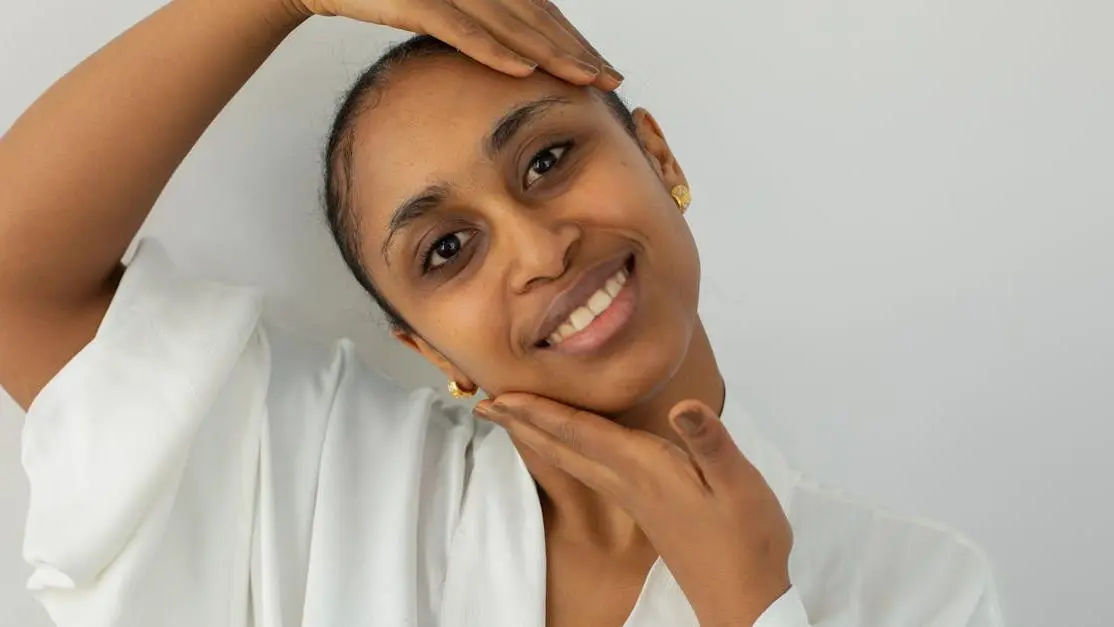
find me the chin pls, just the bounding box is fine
[550,333,692,417]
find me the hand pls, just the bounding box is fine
[475,396,793,627]
[287,0,622,90]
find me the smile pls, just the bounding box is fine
[547,266,628,346]
[535,254,639,355]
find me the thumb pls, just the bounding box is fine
[669,400,751,487]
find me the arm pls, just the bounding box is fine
[0,0,615,411]
[0,0,308,409]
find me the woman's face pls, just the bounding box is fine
[350,55,699,414]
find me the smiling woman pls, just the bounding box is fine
[0,0,1003,626]
[326,35,704,416]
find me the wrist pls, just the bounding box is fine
[241,0,313,31]
[693,580,792,627]
[274,0,314,21]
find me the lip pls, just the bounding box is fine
[533,253,634,347]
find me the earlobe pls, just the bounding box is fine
[632,108,688,190]
[391,329,478,397]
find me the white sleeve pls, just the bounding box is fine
[21,240,270,627]
[751,557,1003,627]
[752,587,811,626]
[966,574,1006,627]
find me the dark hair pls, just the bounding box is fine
[324,34,637,333]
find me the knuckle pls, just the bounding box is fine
[524,0,557,23]
[612,436,647,468]
[554,419,581,451]
[630,472,666,503]
[448,12,484,38]
[652,438,678,459]
[531,40,567,63]
[540,446,564,468]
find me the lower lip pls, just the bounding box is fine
[549,263,638,356]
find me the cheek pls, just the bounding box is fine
[583,157,697,269]
[573,155,670,224]
[404,280,513,379]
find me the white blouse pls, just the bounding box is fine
[21,241,1003,627]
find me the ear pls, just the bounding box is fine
[392,328,478,394]
[632,108,688,191]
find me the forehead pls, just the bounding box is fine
[346,56,609,229]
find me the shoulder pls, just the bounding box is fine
[265,322,475,444]
[263,321,478,494]
[786,477,1000,625]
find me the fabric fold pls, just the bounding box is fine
[21,240,268,626]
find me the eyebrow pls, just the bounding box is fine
[380,183,452,264]
[380,96,573,263]
[485,96,572,160]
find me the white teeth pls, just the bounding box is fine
[545,267,631,346]
[569,307,595,331]
[587,289,613,315]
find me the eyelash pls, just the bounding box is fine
[421,228,475,274]
[419,140,576,276]
[524,140,575,188]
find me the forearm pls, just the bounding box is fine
[0,0,306,409]
[0,0,306,306]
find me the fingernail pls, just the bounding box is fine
[676,410,704,436]
[604,64,624,85]
[474,401,512,423]
[511,55,538,72]
[571,57,601,78]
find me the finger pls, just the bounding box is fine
[506,1,622,89]
[477,394,646,472]
[670,400,759,491]
[449,0,601,85]
[534,1,624,89]
[478,403,626,496]
[416,1,539,77]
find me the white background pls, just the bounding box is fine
[2,1,1112,625]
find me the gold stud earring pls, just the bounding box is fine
[448,380,476,399]
[671,184,692,213]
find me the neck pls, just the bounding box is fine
[520,318,725,551]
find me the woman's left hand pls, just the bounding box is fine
[474,395,793,627]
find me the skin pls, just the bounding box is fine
[0,0,615,411]
[0,0,791,624]
[355,55,702,416]
[349,54,792,626]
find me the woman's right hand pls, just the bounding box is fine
[476,396,796,627]
[288,0,622,90]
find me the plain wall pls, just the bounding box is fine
[2,1,1112,625]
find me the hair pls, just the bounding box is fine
[323,34,638,334]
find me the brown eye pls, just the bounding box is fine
[425,230,475,272]
[524,144,570,188]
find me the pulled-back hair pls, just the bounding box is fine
[323,34,637,333]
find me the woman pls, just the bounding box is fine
[0,0,1002,626]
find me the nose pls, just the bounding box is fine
[501,210,581,294]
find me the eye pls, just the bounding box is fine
[524,143,572,188]
[424,229,475,272]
